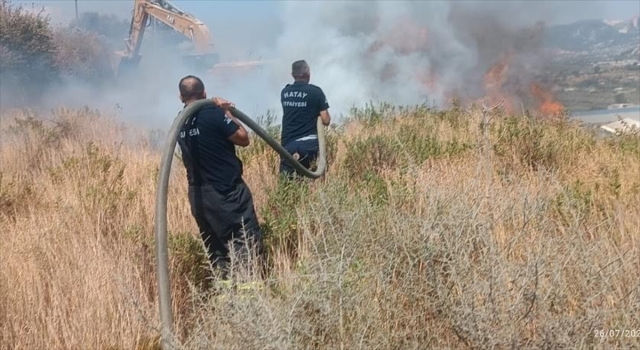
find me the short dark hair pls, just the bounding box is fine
[179,75,205,100]
[292,60,310,78]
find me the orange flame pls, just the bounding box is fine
[478,51,564,116]
[369,21,564,117]
[530,82,564,116]
[481,51,516,113]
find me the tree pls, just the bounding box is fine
[69,12,129,49]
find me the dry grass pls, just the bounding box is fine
[1,103,639,350]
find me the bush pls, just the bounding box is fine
[0,0,118,108]
[52,27,114,84]
[0,0,58,104]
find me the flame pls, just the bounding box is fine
[478,51,564,116]
[530,82,564,116]
[481,51,516,113]
[484,52,512,86]
[366,20,564,117]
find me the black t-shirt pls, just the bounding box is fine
[177,104,243,194]
[280,81,329,146]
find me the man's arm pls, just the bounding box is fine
[212,97,250,147]
[225,111,250,147]
[319,110,331,126]
[317,89,331,126]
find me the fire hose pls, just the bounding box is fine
[153,99,327,349]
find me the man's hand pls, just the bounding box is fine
[212,97,235,110]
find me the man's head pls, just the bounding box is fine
[291,60,310,82]
[179,75,206,104]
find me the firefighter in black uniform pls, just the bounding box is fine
[176,75,264,280]
[279,60,331,180]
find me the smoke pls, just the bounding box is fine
[206,0,609,121]
[228,1,546,117]
[1,0,614,129]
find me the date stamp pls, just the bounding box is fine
[594,329,640,340]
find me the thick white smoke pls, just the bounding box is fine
[2,0,612,129]
[209,0,585,122]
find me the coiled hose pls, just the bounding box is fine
[154,99,327,349]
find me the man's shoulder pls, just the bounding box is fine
[197,104,225,118]
[200,103,224,113]
[281,83,293,94]
[307,83,325,94]
[192,104,225,126]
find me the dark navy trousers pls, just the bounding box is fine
[279,136,319,181]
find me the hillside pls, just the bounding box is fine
[608,16,640,34]
[1,104,639,349]
[538,16,640,111]
[544,17,640,60]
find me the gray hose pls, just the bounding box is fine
[154,99,327,349]
[229,106,326,178]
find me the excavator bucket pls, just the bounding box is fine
[115,54,143,79]
[110,49,143,80]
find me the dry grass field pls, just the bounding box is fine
[1,103,639,349]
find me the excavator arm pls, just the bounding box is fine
[113,0,216,78]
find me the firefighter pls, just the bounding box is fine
[176,75,264,280]
[279,60,331,181]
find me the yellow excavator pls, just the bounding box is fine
[112,0,222,78]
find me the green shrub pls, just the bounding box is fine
[344,122,472,181]
[492,115,596,173]
[260,179,313,261]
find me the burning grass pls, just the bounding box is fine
[1,104,639,349]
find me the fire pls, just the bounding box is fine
[366,19,564,117]
[530,82,564,116]
[484,52,512,86]
[481,51,516,113]
[477,51,564,116]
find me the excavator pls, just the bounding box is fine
[113,0,263,78]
